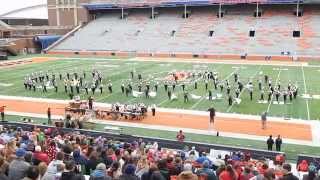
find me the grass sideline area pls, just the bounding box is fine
[5,115,320,161]
[1,56,320,120]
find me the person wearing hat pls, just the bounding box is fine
[119,164,138,180]
[89,163,112,180]
[33,145,49,165]
[196,160,217,180]
[8,148,30,180]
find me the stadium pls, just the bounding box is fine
[0,0,320,179]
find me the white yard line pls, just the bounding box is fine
[227,65,263,113]
[266,69,282,113]
[301,66,310,120]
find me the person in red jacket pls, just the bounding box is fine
[33,145,49,165]
[176,130,185,142]
[219,165,238,180]
[297,160,309,172]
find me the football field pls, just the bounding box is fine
[1,56,320,120]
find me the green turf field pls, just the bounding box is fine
[1,56,320,120]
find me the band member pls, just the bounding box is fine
[258,79,262,90]
[84,83,89,95]
[205,80,208,91]
[261,111,267,129]
[108,82,112,93]
[228,95,233,106]
[154,82,158,92]
[283,91,287,104]
[151,104,156,116]
[99,84,104,94]
[138,83,142,92]
[74,72,78,80]
[234,73,238,82]
[208,107,216,124]
[194,81,198,89]
[0,106,5,121]
[172,83,176,91]
[64,79,68,93]
[293,87,298,99]
[227,85,231,95]
[167,90,172,100]
[83,71,86,79]
[146,83,150,91]
[289,91,293,102]
[125,87,130,97]
[214,81,217,90]
[138,74,142,80]
[181,83,185,91]
[70,81,74,94]
[43,82,47,93]
[79,77,83,87]
[268,90,272,102]
[275,90,280,103]
[76,81,80,94]
[264,75,268,84]
[24,78,28,89]
[88,96,94,110]
[54,84,58,93]
[32,82,36,92]
[145,88,149,98]
[235,88,240,98]
[59,73,62,80]
[219,82,224,92]
[121,84,125,94]
[91,84,96,95]
[260,90,264,100]
[249,88,253,101]
[238,82,244,92]
[67,72,70,80]
[208,90,212,101]
[183,91,189,103]
[130,71,134,79]
[164,83,168,92]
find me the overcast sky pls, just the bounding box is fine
[0,0,47,16]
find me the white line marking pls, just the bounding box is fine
[266,68,282,113]
[301,66,310,120]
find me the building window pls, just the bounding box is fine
[70,0,74,5]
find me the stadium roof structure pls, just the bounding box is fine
[0,0,47,20]
[83,0,313,10]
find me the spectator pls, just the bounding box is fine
[219,165,238,180]
[8,148,30,180]
[242,166,254,180]
[141,163,165,180]
[90,163,112,180]
[46,140,57,161]
[176,130,185,142]
[38,162,48,179]
[22,166,39,180]
[267,135,274,151]
[297,160,309,172]
[33,145,50,165]
[135,156,149,178]
[281,163,299,180]
[43,151,65,180]
[196,160,217,180]
[195,152,212,166]
[73,149,88,173]
[0,155,9,180]
[158,159,170,180]
[177,170,198,180]
[108,161,122,179]
[61,160,85,180]
[86,151,100,174]
[302,170,317,180]
[119,164,138,180]
[275,135,282,151]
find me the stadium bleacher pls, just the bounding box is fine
[51,5,320,56]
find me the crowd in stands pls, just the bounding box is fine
[0,125,319,180]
